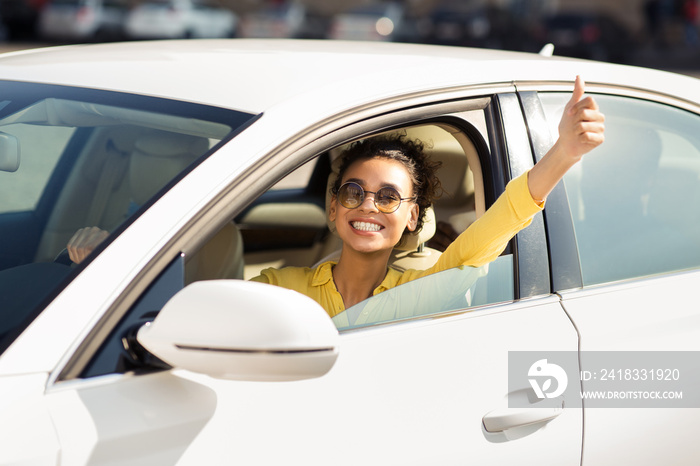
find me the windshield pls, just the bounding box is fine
[0,80,255,354]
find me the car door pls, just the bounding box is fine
[530,85,700,465]
[38,91,583,465]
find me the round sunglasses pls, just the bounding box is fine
[336,182,415,213]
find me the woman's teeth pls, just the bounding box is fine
[352,221,381,232]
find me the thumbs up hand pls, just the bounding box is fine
[526,76,605,203]
[557,76,605,162]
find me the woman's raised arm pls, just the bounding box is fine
[527,76,605,202]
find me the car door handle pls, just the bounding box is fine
[482,398,563,433]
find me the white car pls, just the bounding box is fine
[0,39,699,465]
[124,0,236,39]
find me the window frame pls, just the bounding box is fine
[494,93,551,298]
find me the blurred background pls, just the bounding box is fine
[0,0,699,73]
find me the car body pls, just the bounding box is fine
[0,39,699,465]
[124,0,236,40]
[37,0,128,42]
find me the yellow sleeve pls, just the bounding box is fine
[248,266,315,297]
[249,270,272,284]
[401,170,543,283]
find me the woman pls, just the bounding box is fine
[249,77,605,316]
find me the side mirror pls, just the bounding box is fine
[137,280,339,381]
[0,132,19,172]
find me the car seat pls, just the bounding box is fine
[37,128,243,280]
[127,131,244,283]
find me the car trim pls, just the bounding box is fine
[518,90,583,292]
[175,345,336,355]
[557,267,700,300]
[515,80,700,116]
[494,93,551,299]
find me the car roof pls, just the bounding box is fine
[0,39,697,115]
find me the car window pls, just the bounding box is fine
[333,255,514,330]
[224,120,499,329]
[540,93,700,285]
[268,157,318,191]
[0,124,74,214]
[0,81,255,355]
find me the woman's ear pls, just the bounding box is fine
[406,203,419,231]
[329,196,337,222]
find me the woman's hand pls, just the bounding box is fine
[557,75,606,162]
[528,76,605,202]
[67,226,109,264]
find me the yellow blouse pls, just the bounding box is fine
[250,171,543,317]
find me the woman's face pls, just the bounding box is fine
[329,157,419,255]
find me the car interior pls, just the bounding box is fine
[0,98,233,275]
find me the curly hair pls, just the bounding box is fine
[332,132,442,236]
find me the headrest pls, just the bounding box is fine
[130,131,209,205]
[433,147,473,207]
[403,124,475,208]
[325,153,437,252]
[400,206,436,251]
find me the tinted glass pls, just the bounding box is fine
[541,93,700,285]
[0,81,255,354]
[333,255,514,330]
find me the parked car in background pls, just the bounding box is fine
[0,15,8,41]
[125,0,236,39]
[0,39,700,465]
[421,1,490,47]
[328,1,403,41]
[38,0,128,42]
[417,2,537,52]
[539,11,634,63]
[0,0,47,40]
[238,2,329,39]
